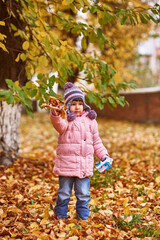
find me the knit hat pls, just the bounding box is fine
[64,82,97,121]
[64,82,91,112]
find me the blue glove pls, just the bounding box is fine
[95,155,113,173]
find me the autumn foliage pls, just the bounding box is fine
[0,113,160,239]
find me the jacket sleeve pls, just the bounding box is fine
[50,110,68,135]
[92,120,108,159]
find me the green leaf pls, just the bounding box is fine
[49,89,57,97]
[29,89,37,97]
[44,36,50,48]
[87,92,95,104]
[24,98,33,109]
[148,14,157,23]
[120,15,128,25]
[0,90,10,97]
[48,75,56,88]
[25,81,32,88]
[6,93,14,104]
[115,96,126,107]
[129,14,136,25]
[24,0,34,8]
[108,66,116,76]
[81,37,87,50]
[100,62,107,70]
[139,13,148,24]
[102,97,107,104]
[105,11,113,20]
[20,53,27,61]
[98,101,104,110]
[99,40,104,51]
[90,6,97,14]
[39,87,46,95]
[52,35,60,46]
[26,108,34,118]
[0,91,14,104]
[108,96,117,107]
[19,91,27,102]
[37,73,43,80]
[6,79,21,91]
[115,9,125,17]
[10,23,17,31]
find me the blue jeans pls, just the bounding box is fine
[54,176,90,220]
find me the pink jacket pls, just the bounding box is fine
[50,112,108,178]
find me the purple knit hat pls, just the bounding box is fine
[64,82,91,112]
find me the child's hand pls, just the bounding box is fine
[95,155,113,173]
[50,108,60,116]
[41,96,67,119]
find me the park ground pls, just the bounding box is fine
[0,112,160,239]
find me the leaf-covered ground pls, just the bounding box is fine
[0,112,160,240]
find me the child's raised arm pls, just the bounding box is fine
[50,109,68,135]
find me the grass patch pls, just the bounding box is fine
[114,214,160,238]
[90,166,124,188]
[137,225,160,238]
[115,214,143,231]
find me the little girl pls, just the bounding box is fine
[50,82,112,220]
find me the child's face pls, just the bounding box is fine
[70,100,84,116]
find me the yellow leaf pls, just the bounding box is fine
[62,0,70,6]
[22,41,29,50]
[78,0,84,6]
[43,209,50,218]
[0,42,8,52]
[154,206,160,214]
[38,55,48,67]
[30,222,39,229]
[27,203,42,209]
[123,198,129,207]
[65,223,75,231]
[15,81,20,87]
[140,207,149,214]
[59,40,67,46]
[155,176,160,184]
[124,206,131,216]
[15,53,20,62]
[29,184,42,193]
[31,230,42,237]
[7,206,21,213]
[99,209,112,216]
[67,237,78,240]
[87,223,104,228]
[0,209,4,218]
[5,168,14,173]
[40,218,47,225]
[0,21,5,26]
[98,11,105,19]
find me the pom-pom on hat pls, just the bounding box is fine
[64,82,90,112]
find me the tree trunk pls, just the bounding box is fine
[0,102,22,165]
[0,0,27,165]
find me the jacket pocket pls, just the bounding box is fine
[59,156,77,170]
